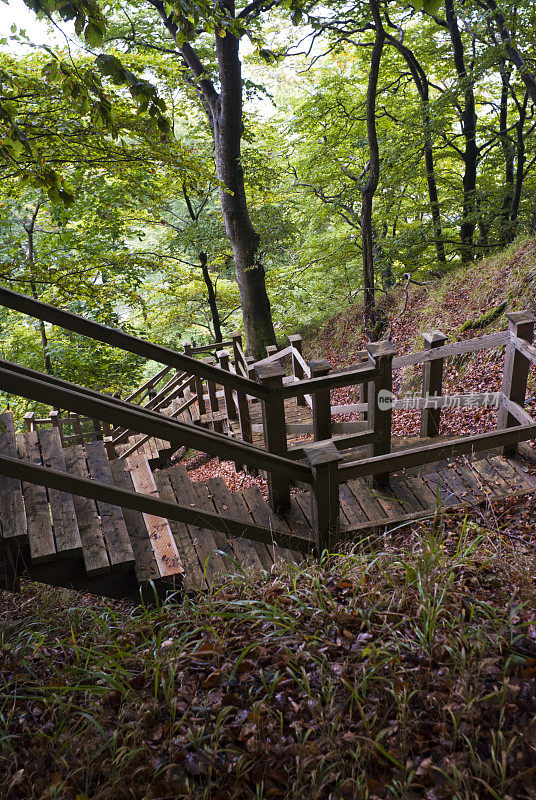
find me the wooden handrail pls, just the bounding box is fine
[0,287,269,400]
[392,331,509,369]
[0,452,313,552]
[276,361,377,399]
[124,365,173,403]
[339,423,536,482]
[511,333,536,366]
[253,345,293,367]
[189,340,233,354]
[0,359,312,483]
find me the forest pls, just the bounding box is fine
[3,1,536,799]
[2,0,536,389]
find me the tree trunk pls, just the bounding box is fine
[26,202,53,375]
[386,34,446,266]
[361,0,385,339]
[499,66,515,245]
[199,251,223,343]
[489,1,536,105]
[445,0,478,264]
[151,0,276,359]
[212,2,276,358]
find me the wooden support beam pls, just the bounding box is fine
[289,334,306,406]
[366,340,396,489]
[420,331,447,438]
[309,359,331,441]
[255,362,291,513]
[217,349,237,420]
[304,441,342,553]
[498,311,536,457]
[203,357,222,433]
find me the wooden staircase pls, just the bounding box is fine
[0,411,305,600]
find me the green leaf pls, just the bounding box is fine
[84,22,103,48]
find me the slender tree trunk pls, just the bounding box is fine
[199,251,223,343]
[445,0,478,264]
[499,66,515,245]
[386,34,446,266]
[361,0,385,338]
[212,1,276,357]
[26,202,53,375]
[151,0,276,359]
[488,1,536,104]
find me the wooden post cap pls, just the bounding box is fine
[230,331,242,340]
[216,349,230,360]
[288,334,303,344]
[308,358,331,375]
[366,340,397,361]
[303,441,342,467]
[506,311,536,326]
[254,362,286,382]
[422,330,447,345]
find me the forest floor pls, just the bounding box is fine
[2,238,536,799]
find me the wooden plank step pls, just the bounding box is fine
[38,428,82,558]
[126,454,184,578]
[85,441,135,571]
[0,412,27,543]
[64,445,111,576]
[241,486,300,564]
[153,469,203,590]
[17,432,56,564]
[109,460,161,586]
[205,478,269,572]
[166,466,230,584]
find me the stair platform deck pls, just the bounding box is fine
[2,397,535,601]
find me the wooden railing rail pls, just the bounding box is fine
[392,331,509,370]
[188,339,234,355]
[0,452,313,553]
[338,422,536,483]
[0,358,313,484]
[124,365,173,404]
[276,361,377,400]
[116,393,199,461]
[511,334,536,366]
[112,372,193,446]
[253,345,293,367]
[0,287,269,401]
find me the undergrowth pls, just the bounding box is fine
[1,517,536,800]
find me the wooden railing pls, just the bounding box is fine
[0,286,534,555]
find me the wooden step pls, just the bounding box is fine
[85,441,135,572]
[17,432,56,564]
[0,412,27,544]
[63,445,111,576]
[125,454,183,578]
[38,428,82,558]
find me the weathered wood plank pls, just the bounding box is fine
[241,486,299,564]
[153,470,203,590]
[126,454,183,578]
[17,432,56,564]
[85,441,135,571]
[64,445,110,576]
[166,466,229,584]
[109,460,160,585]
[0,412,27,542]
[392,331,509,369]
[206,478,267,572]
[38,428,82,558]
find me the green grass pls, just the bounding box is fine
[1,515,536,799]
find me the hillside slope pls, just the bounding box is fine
[2,239,536,800]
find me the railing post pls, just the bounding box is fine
[420,330,447,438]
[288,334,306,406]
[255,362,290,513]
[203,356,222,433]
[24,412,35,432]
[305,442,341,553]
[184,342,196,394]
[50,410,64,445]
[217,349,238,420]
[498,311,536,457]
[231,332,244,374]
[309,358,331,441]
[366,340,396,489]
[104,436,117,460]
[193,373,206,418]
